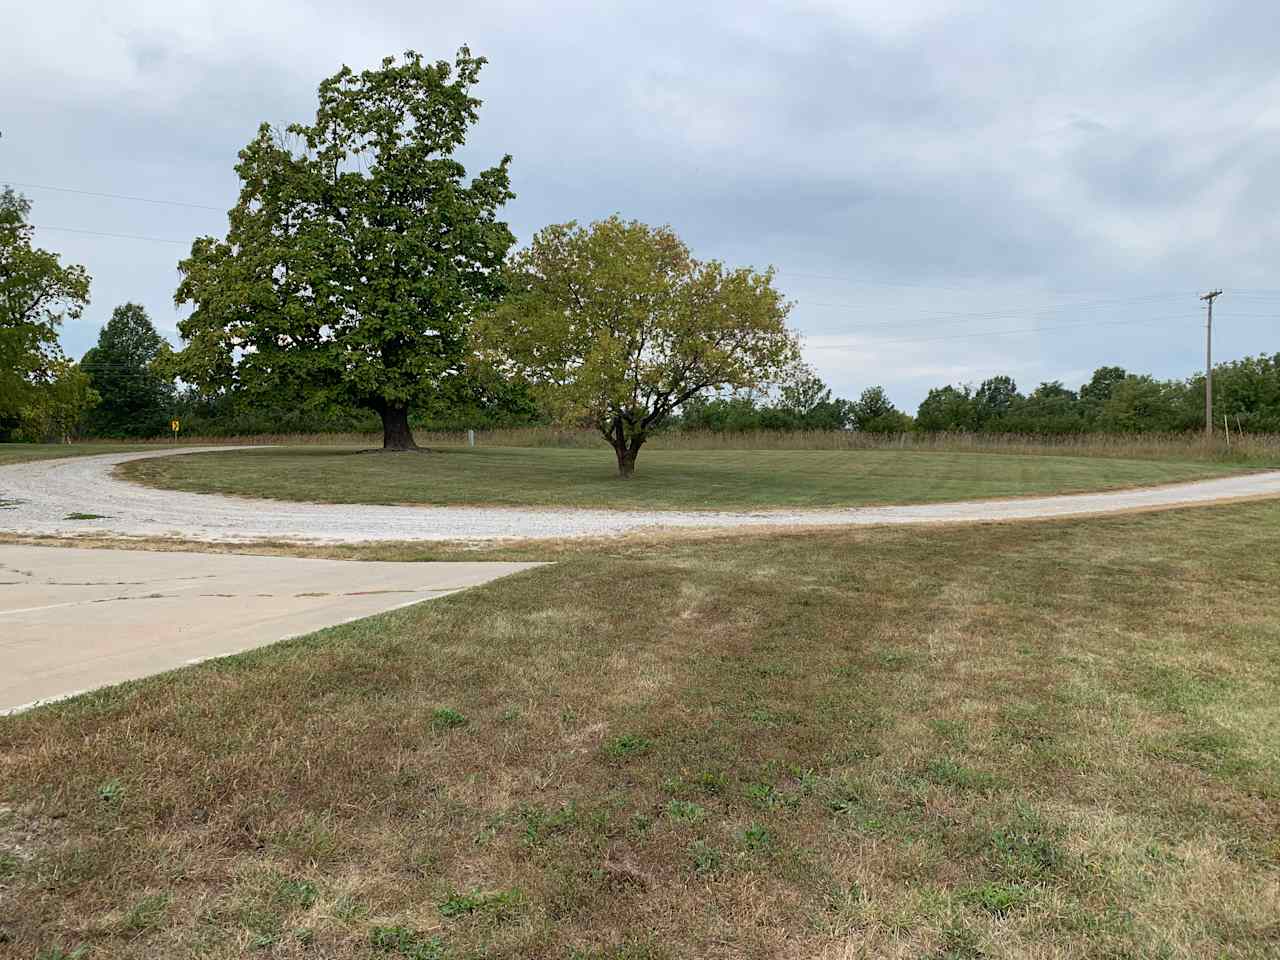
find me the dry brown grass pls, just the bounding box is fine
[2,504,1279,957]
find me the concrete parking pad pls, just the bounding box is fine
[0,545,542,714]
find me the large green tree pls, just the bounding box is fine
[915,384,977,432]
[0,187,91,418]
[82,302,174,436]
[852,385,912,433]
[16,358,99,443]
[171,49,515,450]
[1097,375,1186,432]
[476,217,798,476]
[974,375,1021,427]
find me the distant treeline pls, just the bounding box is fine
[672,357,1280,436]
[5,298,1277,441]
[913,357,1280,434]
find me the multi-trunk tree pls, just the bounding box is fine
[170,49,515,450]
[475,217,798,477]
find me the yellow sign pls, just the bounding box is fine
[170,419,180,434]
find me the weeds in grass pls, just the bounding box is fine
[1157,727,1255,776]
[568,939,668,960]
[933,922,987,960]
[122,892,170,932]
[693,770,726,794]
[987,806,1068,881]
[273,878,318,910]
[438,887,522,919]
[1135,664,1235,713]
[686,841,722,876]
[95,778,123,803]
[960,882,1036,916]
[330,895,367,922]
[271,814,340,863]
[370,925,445,959]
[918,759,1000,793]
[520,804,578,846]
[62,512,109,520]
[602,734,653,762]
[929,718,969,746]
[35,948,87,960]
[747,707,795,727]
[430,707,468,731]
[741,824,773,851]
[664,799,706,823]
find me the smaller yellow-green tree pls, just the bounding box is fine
[476,217,798,476]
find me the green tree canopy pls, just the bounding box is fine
[16,358,98,443]
[476,217,799,476]
[1097,375,1186,432]
[1079,366,1128,409]
[82,302,174,436]
[170,48,515,450]
[774,362,853,430]
[852,385,911,433]
[777,362,832,416]
[974,375,1021,426]
[915,384,976,432]
[0,188,91,417]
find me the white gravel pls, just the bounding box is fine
[2,447,1279,544]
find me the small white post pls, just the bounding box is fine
[468,429,476,448]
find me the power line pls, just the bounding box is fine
[802,291,1184,313]
[800,293,1189,331]
[772,268,981,292]
[12,178,1278,325]
[31,224,192,245]
[3,179,224,211]
[806,312,1189,349]
[29,222,1207,335]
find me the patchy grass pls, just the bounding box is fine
[2,501,1279,956]
[116,444,1254,511]
[62,512,110,521]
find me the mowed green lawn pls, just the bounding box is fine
[2,503,1278,957]
[119,445,1251,510]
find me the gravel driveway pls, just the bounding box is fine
[2,447,1279,543]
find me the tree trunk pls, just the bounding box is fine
[379,403,418,451]
[609,419,645,478]
[614,443,638,478]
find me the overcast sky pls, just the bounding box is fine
[3,0,1277,410]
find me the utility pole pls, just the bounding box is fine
[1200,290,1222,436]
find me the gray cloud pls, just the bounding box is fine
[2,0,1276,410]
